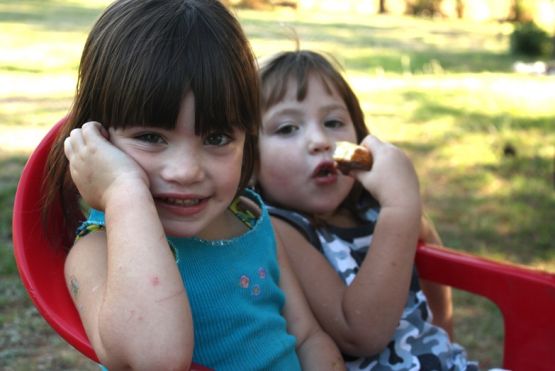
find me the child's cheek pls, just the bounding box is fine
[265,167,291,188]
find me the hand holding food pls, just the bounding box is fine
[333,141,373,174]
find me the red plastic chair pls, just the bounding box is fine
[416,244,555,370]
[12,118,211,371]
[13,120,555,371]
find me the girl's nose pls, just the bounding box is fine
[161,151,205,185]
[307,127,332,154]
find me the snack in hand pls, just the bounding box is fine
[333,141,373,174]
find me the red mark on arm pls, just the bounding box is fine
[150,276,160,286]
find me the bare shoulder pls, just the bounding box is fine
[66,230,107,267]
[271,216,306,244]
[270,216,320,259]
[64,230,108,296]
[63,229,111,358]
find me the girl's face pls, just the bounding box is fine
[258,74,357,218]
[109,91,246,239]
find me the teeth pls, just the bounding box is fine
[164,198,200,206]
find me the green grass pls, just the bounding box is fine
[1,1,554,369]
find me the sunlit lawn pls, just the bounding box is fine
[1,0,554,369]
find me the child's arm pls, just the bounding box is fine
[273,227,345,371]
[274,135,422,357]
[418,216,454,339]
[63,122,194,370]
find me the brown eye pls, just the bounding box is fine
[135,133,166,144]
[204,133,232,146]
[324,119,344,129]
[275,123,298,136]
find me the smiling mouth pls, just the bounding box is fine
[158,197,202,207]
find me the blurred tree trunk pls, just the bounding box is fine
[455,0,464,18]
[379,0,387,13]
[405,0,443,16]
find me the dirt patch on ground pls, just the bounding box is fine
[0,276,98,370]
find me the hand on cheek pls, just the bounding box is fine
[64,121,149,210]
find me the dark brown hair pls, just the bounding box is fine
[260,50,368,142]
[43,0,260,246]
[258,50,369,216]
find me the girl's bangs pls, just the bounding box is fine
[84,1,257,136]
[262,62,332,109]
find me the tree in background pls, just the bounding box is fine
[379,0,387,13]
[508,0,554,58]
[455,0,464,18]
[406,0,443,17]
[510,21,553,57]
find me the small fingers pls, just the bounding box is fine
[64,121,104,159]
[69,127,86,149]
[359,134,383,150]
[82,121,102,132]
[81,121,109,143]
[63,135,72,158]
[64,128,81,159]
[64,134,80,182]
[360,134,406,163]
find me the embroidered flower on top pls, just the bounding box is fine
[239,275,250,288]
[258,267,266,279]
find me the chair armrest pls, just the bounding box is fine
[415,243,555,371]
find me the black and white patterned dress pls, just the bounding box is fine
[268,194,479,371]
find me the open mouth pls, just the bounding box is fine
[312,162,337,179]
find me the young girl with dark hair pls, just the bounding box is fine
[43,3,344,370]
[257,50,478,371]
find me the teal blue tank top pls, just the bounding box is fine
[78,189,300,371]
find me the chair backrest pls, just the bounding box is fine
[416,243,555,371]
[12,119,96,360]
[12,119,211,371]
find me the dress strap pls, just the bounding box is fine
[75,208,106,240]
[228,196,258,230]
[266,205,323,252]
